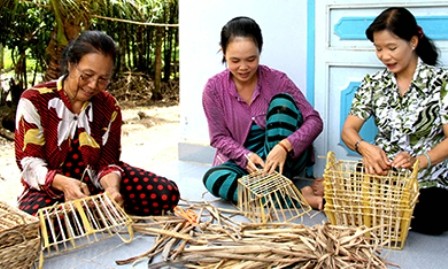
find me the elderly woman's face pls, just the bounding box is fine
[67,52,114,101]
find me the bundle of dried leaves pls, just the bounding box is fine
[116,201,397,269]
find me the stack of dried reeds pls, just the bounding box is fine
[117,201,397,269]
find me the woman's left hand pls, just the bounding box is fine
[100,173,124,207]
[391,151,415,170]
[264,143,289,175]
[105,186,124,207]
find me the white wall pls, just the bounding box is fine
[179,0,309,162]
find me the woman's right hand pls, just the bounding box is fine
[245,152,265,174]
[359,142,391,175]
[52,175,90,201]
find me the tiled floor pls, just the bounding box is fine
[38,160,448,269]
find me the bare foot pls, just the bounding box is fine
[301,186,323,210]
[311,177,324,196]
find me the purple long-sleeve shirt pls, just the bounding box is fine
[202,65,323,168]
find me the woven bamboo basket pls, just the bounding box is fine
[323,151,419,249]
[37,192,134,266]
[237,170,312,223]
[0,201,40,269]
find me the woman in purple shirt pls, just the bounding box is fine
[202,16,324,208]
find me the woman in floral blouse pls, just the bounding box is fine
[15,30,180,216]
[342,7,448,235]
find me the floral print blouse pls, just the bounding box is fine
[350,59,448,189]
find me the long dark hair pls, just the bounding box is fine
[220,16,263,63]
[60,30,117,76]
[366,7,439,65]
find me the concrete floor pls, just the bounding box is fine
[37,160,448,269]
[3,106,447,268]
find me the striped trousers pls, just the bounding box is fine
[203,93,313,203]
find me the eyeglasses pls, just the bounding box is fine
[76,65,111,89]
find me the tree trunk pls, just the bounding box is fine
[153,27,163,100]
[44,33,66,81]
[0,44,3,106]
[136,26,144,71]
[44,0,85,81]
[0,43,3,70]
[146,27,152,75]
[163,27,172,82]
[132,25,137,71]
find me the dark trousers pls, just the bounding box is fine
[19,162,180,216]
[411,187,448,235]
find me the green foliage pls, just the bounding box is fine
[3,48,13,69]
[0,1,54,87]
[0,0,179,92]
[90,0,179,77]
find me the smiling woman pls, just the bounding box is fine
[75,64,111,90]
[341,7,448,235]
[201,16,324,209]
[14,30,180,219]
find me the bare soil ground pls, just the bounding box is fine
[0,105,180,207]
[0,75,181,206]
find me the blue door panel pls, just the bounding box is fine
[339,81,378,156]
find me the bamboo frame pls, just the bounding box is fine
[37,193,134,267]
[237,171,312,223]
[323,151,419,249]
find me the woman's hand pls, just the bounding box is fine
[52,175,90,201]
[342,116,391,175]
[100,173,124,206]
[245,153,265,174]
[264,142,289,175]
[359,142,391,175]
[105,186,124,207]
[391,151,415,170]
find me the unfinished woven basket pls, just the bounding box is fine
[0,201,40,269]
[323,151,419,249]
[38,192,134,265]
[238,170,311,223]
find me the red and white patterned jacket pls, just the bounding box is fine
[15,76,123,197]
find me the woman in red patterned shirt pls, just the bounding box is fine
[15,30,180,216]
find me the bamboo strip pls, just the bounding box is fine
[117,202,394,269]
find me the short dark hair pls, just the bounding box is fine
[366,7,439,65]
[220,16,263,63]
[60,30,117,75]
